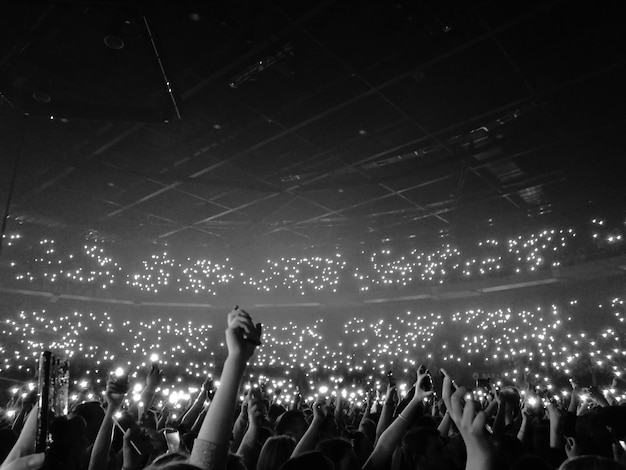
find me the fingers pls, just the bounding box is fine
[462,397,477,427]
[230,315,255,336]
[442,370,454,409]
[450,386,467,424]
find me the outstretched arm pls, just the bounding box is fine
[375,385,397,444]
[449,385,495,470]
[190,307,262,470]
[363,367,433,470]
[292,400,327,457]
[88,375,128,470]
[237,389,265,469]
[181,378,212,432]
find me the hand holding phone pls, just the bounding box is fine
[36,351,70,454]
[163,428,180,453]
[418,365,433,392]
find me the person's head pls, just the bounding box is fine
[317,438,358,470]
[279,451,335,470]
[257,435,296,470]
[493,433,525,470]
[268,404,287,425]
[343,430,372,467]
[144,464,201,470]
[399,427,452,470]
[358,418,376,445]
[47,414,89,470]
[574,406,626,458]
[559,455,625,470]
[413,415,437,429]
[500,387,521,418]
[275,410,308,442]
[72,401,105,445]
[510,454,556,470]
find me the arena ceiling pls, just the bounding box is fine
[1,0,625,254]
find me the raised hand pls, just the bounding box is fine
[449,386,495,470]
[384,384,398,407]
[122,425,152,470]
[440,368,455,411]
[247,388,266,426]
[413,365,434,402]
[105,373,129,411]
[226,307,262,361]
[202,376,215,400]
[145,363,164,390]
[313,399,328,422]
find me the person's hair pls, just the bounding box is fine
[275,410,308,441]
[493,433,525,470]
[399,427,444,470]
[72,401,105,445]
[268,404,287,424]
[413,415,438,429]
[316,438,359,470]
[510,454,556,470]
[342,430,372,467]
[144,464,201,470]
[257,435,296,470]
[574,406,626,458]
[279,451,335,470]
[358,418,376,445]
[558,455,625,470]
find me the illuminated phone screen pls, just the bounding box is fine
[36,351,70,453]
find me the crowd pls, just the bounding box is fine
[1,216,625,469]
[1,297,625,394]
[1,303,626,470]
[2,216,624,296]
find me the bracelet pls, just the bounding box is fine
[398,414,408,422]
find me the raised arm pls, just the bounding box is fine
[449,385,495,470]
[128,364,163,421]
[88,375,128,470]
[230,392,249,452]
[363,366,433,470]
[292,400,327,457]
[190,307,262,470]
[237,389,266,470]
[375,385,397,444]
[181,378,212,432]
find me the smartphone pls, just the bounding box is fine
[606,425,626,451]
[387,371,396,388]
[417,367,433,392]
[36,351,70,453]
[164,428,180,453]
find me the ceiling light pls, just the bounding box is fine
[32,91,51,103]
[104,35,124,50]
